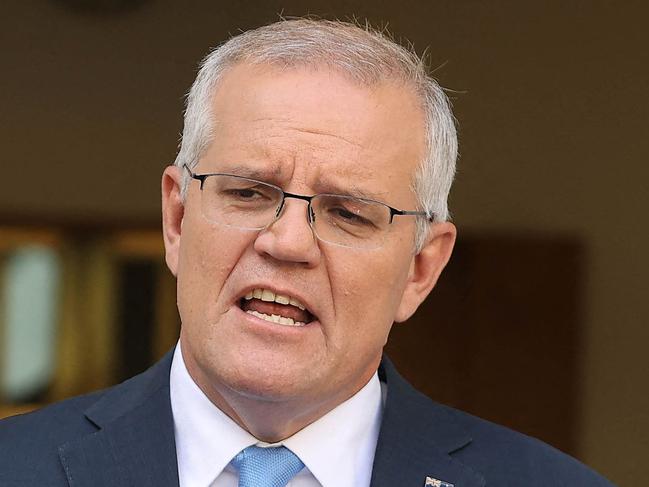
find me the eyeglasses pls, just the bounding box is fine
[184,164,432,250]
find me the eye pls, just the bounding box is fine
[220,182,277,203]
[329,206,373,226]
[227,188,263,199]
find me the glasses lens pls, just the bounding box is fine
[311,194,391,249]
[200,174,282,229]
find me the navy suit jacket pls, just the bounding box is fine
[0,349,615,486]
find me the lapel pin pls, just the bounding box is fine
[425,477,454,487]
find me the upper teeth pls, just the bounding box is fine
[244,288,306,310]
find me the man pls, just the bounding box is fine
[0,19,614,487]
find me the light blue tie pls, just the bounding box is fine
[232,445,305,487]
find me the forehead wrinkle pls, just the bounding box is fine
[241,132,387,201]
[205,130,295,182]
[246,115,366,150]
[291,126,364,149]
[209,116,392,199]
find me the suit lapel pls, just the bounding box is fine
[58,350,179,487]
[370,357,485,487]
[54,350,484,486]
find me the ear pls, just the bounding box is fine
[161,165,184,276]
[394,222,456,323]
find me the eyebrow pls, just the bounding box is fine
[199,164,389,202]
[204,164,283,181]
[313,177,389,202]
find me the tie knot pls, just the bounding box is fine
[232,445,305,487]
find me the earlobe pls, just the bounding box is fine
[394,222,456,323]
[161,165,184,276]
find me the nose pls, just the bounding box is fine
[253,198,321,267]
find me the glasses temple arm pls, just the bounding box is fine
[389,207,435,223]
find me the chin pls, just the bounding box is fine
[223,369,312,403]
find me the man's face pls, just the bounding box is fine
[162,63,454,429]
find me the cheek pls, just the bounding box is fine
[176,225,250,321]
[329,250,412,340]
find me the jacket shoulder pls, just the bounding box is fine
[443,404,616,486]
[0,349,175,485]
[1,388,104,441]
[378,357,616,486]
[0,389,106,485]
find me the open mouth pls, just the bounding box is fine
[239,288,315,327]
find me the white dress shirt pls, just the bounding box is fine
[170,344,383,487]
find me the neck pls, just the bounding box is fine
[204,389,336,442]
[181,344,379,442]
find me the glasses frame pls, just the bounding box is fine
[183,164,433,240]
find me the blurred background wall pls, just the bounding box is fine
[1,1,648,484]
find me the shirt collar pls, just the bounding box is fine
[281,369,383,487]
[170,344,258,486]
[170,343,383,487]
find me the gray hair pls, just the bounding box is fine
[173,19,457,252]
